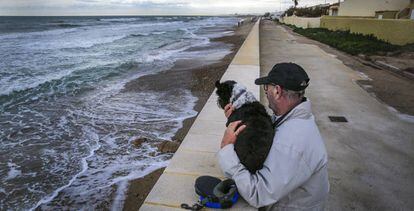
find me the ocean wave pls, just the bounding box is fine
[0,69,78,100]
[128,31,166,37]
[47,20,84,28]
[151,31,167,35]
[26,34,127,50]
[129,33,149,37]
[29,126,102,211]
[99,17,142,22]
[223,31,234,34]
[0,18,230,107]
[49,20,65,24]
[5,162,22,180]
[56,23,83,28]
[142,48,184,63]
[1,23,179,50]
[0,28,78,40]
[0,20,186,51]
[0,60,144,110]
[26,88,198,210]
[129,21,184,28]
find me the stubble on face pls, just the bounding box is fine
[266,90,277,114]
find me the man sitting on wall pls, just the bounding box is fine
[218,63,329,210]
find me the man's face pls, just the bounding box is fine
[264,84,278,114]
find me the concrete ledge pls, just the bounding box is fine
[141,19,261,211]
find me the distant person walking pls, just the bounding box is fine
[218,63,329,210]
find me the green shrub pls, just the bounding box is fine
[291,27,400,55]
[401,43,414,52]
[282,6,329,17]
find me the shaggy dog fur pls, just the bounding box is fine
[215,80,274,173]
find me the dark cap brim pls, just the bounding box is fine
[255,77,270,85]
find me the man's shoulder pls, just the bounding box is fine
[276,116,319,139]
[274,117,327,161]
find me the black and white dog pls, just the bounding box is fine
[215,80,274,173]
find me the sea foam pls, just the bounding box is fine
[0,16,238,210]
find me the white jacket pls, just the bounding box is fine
[218,100,329,210]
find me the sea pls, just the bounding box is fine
[0,16,238,210]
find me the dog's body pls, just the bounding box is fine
[215,80,274,173]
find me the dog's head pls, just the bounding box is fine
[215,80,236,109]
[215,80,258,110]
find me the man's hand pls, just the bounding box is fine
[224,103,235,118]
[221,120,246,149]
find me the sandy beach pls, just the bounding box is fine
[121,20,254,210]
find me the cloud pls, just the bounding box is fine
[0,0,340,16]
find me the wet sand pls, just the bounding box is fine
[122,21,254,210]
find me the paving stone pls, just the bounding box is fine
[187,119,226,136]
[196,101,227,123]
[165,150,223,178]
[143,173,199,208]
[207,93,218,103]
[179,133,221,153]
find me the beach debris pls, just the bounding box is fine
[131,137,149,148]
[148,152,157,157]
[131,137,181,153]
[20,126,36,134]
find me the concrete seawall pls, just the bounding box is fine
[140,19,261,210]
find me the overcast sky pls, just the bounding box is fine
[0,0,341,16]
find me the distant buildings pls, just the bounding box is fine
[335,0,414,19]
[309,3,330,10]
[328,3,340,16]
[269,11,284,21]
[281,0,414,45]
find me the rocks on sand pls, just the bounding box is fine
[131,137,181,154]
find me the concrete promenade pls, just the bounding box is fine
[140,20,260,210]
[259,21,414,210]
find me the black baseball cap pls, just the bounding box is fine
[255,62,310,91]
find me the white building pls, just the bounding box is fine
[338,0,412,18]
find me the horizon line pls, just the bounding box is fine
[0,14,264,17]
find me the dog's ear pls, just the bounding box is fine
[215,80,221,88]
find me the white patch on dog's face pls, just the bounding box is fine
[230,83,257,109]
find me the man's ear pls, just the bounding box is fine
[215,80,221,88]
[275,85,283,99]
